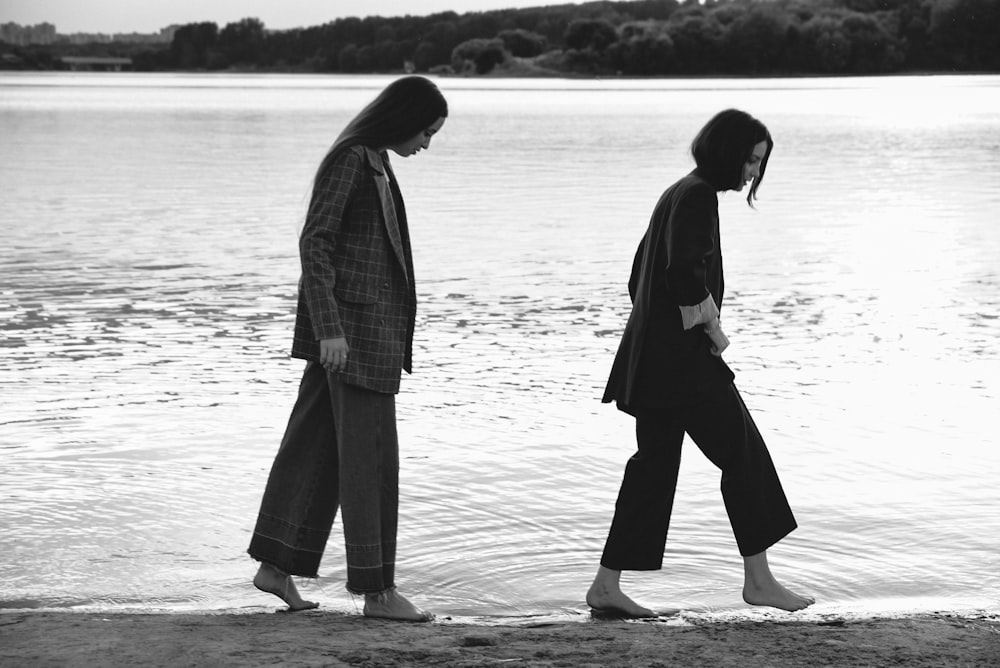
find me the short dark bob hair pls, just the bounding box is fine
[315,76,448,181]
[691,109,772,206]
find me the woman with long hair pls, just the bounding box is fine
[248,76,447,621]
[587,109,814,617]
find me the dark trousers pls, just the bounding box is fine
[600,383,797,569]
[248,361,399,594]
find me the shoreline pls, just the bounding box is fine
[1,68,993,78]
[2,610,997,667]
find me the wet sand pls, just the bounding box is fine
[2,610,997,667]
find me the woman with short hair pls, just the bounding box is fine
[587,109,814,618]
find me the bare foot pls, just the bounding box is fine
[743,579,815,612]
[363,588,434,622]
[742,551,814,612]
[586,566,656,618]
[253,563,319,611]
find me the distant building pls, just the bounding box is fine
[108,30,173,44]
[1,22,57,45]
[159,25,180,42]
[63,32,113,44]
[0,21,173,46]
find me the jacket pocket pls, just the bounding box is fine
[335,280,380,305]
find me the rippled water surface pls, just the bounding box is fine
[2,72,999,620]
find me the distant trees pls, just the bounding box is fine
[451,38,507,74]
[111,0,1000,76]
[928,0,1000,70]
[218,18,265,65]
[170,22,218,69]
[564,18,618,51]
[497,29,548,57]
[723,4,788,73]
[5,0,995,75]
[608,22,675,75]
[666,12,725,73]
[794,16,852,73]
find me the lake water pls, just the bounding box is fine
[1,72,998,623]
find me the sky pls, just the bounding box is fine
[0,0,563,34]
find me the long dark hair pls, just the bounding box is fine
[314,76,448,184]
[690,109,773,206]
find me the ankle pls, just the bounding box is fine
[364,586,398,603]
[742,552,776,585]
[260,562,286,577]
[593,566,622,589]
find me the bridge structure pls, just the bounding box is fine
[61,56,133,71]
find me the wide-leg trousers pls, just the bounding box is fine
[248,361,399,594]
[600,382,797,570]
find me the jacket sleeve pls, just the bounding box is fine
[665,183,721,330]
[299,149,364,341]
[627,234,646,303]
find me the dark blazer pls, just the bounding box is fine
[603,170,735,415]
[291,146,416,394]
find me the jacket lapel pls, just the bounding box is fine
[362,147,409,281]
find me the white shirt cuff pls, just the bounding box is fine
[678,294,720,331]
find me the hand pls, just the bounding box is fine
[704,319,730,357]
[319,337,350,373]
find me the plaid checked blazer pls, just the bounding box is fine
[291,145,416,394]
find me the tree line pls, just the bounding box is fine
[4,0,998,76]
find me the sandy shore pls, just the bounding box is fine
[2,610,998,667]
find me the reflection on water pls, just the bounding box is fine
[1,73,999,619]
